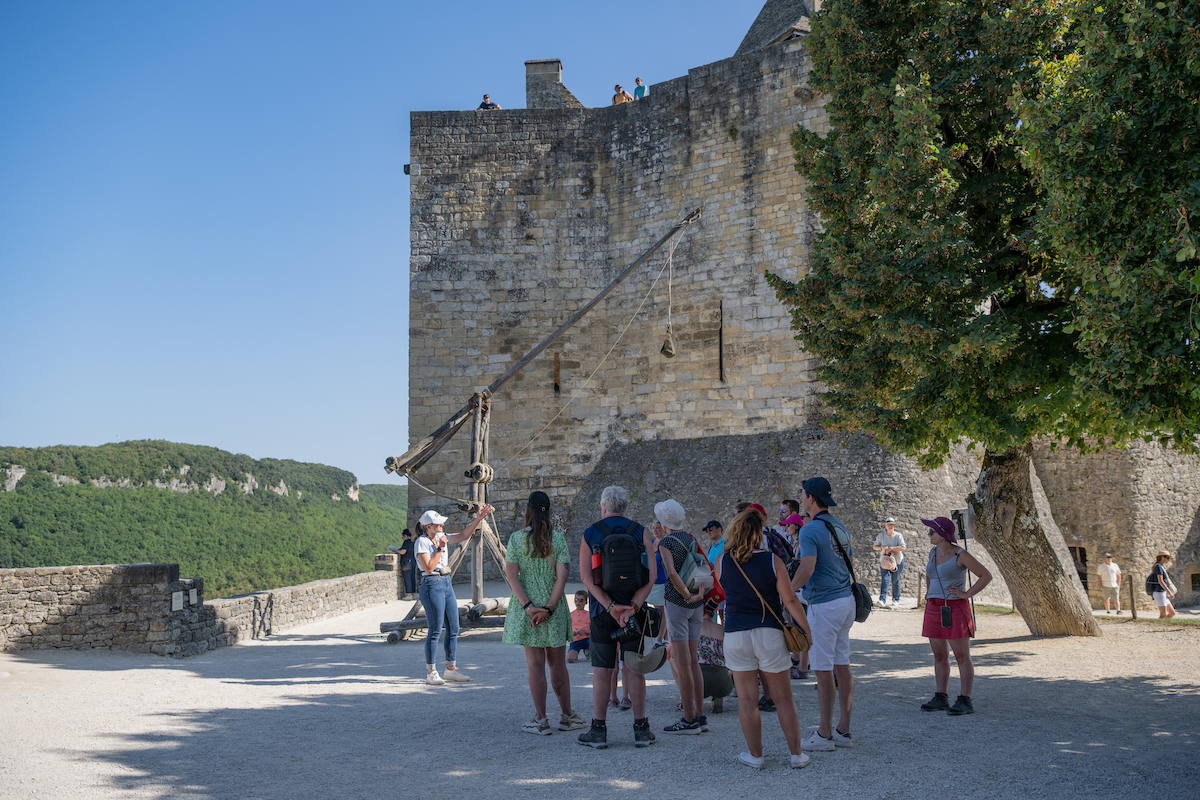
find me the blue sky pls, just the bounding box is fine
[0,1,765,485]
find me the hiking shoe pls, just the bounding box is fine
[790,753,811,769]
[425,670,445,686]
[696,714,710,732]
[522,718,551,736]
[758,697,776,713]
[921,692,950,711]
[558,711,586,731]
[947,695,975,716]
[633,726,656,748]
[663,718,702,734]
[800,730,835,751]
[442,667,470,682]
[577,724,608,749]
[830,728,853,747]
[738,752,765,770]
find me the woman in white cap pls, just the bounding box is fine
[502,491,586,735]
[656,498,710,735]
[415,504,493,685]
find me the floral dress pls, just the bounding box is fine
[502,528,572,648]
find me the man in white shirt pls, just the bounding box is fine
[1096,553,1122,614]
[873,517,906,607]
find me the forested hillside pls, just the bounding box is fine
[0,441,407,598]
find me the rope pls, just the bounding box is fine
[493,233,684,473]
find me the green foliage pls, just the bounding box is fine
[769,0,1111,468]
[0,442,408,598]
[1017,0,1200,445]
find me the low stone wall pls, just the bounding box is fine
[0,560,402,658]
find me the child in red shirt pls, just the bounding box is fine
[567,590,590,663]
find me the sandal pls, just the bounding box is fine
[619,698,632,711]
[608,700,621,710]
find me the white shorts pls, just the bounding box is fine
[724,627,792,673]
[808,594,855,671]
[1153,591,1172,607]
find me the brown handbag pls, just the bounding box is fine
[731,555,810,654]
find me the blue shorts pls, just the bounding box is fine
[569,638,590,652]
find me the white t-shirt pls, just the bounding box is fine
[416,535,448,576]
[873,531,906,564]
[1097,561,1121,587]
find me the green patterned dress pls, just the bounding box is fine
[502,528,572,648]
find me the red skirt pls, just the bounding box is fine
[922,597,975,639]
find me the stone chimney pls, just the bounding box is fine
[525,59,584,109]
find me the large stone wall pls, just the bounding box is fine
[0,561,402,657]
[407,38,827,520]
[1035,441,1200,612]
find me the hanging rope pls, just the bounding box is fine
[493,233,684,474]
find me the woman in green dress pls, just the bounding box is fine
[503,491,585,735]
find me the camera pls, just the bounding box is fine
[609,614,643,643]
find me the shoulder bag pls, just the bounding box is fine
[730,555,809,654]
[818,518,872,623]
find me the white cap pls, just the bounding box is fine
[419,510,448,526]
[654,499,686,530]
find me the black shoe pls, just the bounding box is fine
[921,693,950,712]
[578,724,608,749]
[634,725,656,748]
[758,697,776,713]
[696,714,710,732]
[947,695,974,715]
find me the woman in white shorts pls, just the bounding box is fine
[1152,550,1176,619]
[716,508,814,770]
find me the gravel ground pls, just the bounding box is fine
[1,581,1197,800]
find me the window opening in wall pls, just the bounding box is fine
[553,352,561,396]
[718,300,725,382]
[1068,546,1088,591]
[1191,572,1200,592]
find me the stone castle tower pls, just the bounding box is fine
[406,0,1199,609]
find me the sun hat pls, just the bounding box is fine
[625,639,668,674]
[801,477,837,508]
[746,503,767,516]
[1156,550,1172,560]
[527,491,550,512]
[885,517,896,524]
[782,514,805,527]
[654,499,686,530]
[921,516,957,543]
[419,510,448,526]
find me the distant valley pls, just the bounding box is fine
[0,441,407,598]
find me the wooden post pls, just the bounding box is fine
[1129,579,1137,620]
[468,393,492,606]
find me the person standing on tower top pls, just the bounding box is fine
[477,93,501,109]
[612,84,634,104]
[634,77,649,99]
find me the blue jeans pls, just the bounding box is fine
[419,575,459,667]
[880,559,905,602]
[402,566,417,596]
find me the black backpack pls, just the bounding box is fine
[1146,570,1160,597]
[593,518,649,596]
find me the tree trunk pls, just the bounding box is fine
[968,444,1100,637]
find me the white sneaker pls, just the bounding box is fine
[738,752,765,770]
[830,728,853,747]
[521,717,552,736]
[442,667,471,682]
[426,670,445,685]
[874,599,886,608]
[558,711,586,731]
[800,730,835,751]
[791,753,811,769]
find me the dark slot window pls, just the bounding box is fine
[1068,546,1088,591]
[553,352,561,396]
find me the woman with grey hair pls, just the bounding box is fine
[657,498,708,735]
[415,503,493,685]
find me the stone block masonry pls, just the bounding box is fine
[1,561,403,658]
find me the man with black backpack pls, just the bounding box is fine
[577,485,658,749]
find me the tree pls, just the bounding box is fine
[1017,0,1200,441]
[768,0,1118,636]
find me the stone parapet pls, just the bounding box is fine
[0,562,402,658]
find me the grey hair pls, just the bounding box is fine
[600,486,630,516]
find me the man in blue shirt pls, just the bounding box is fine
[792,477,856,753]
[577,485,658,749]
[703,520,724,564]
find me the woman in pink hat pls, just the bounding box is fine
[415,504,493,685]
[920,516,991,716]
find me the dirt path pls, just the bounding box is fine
[1,585,1196,799]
